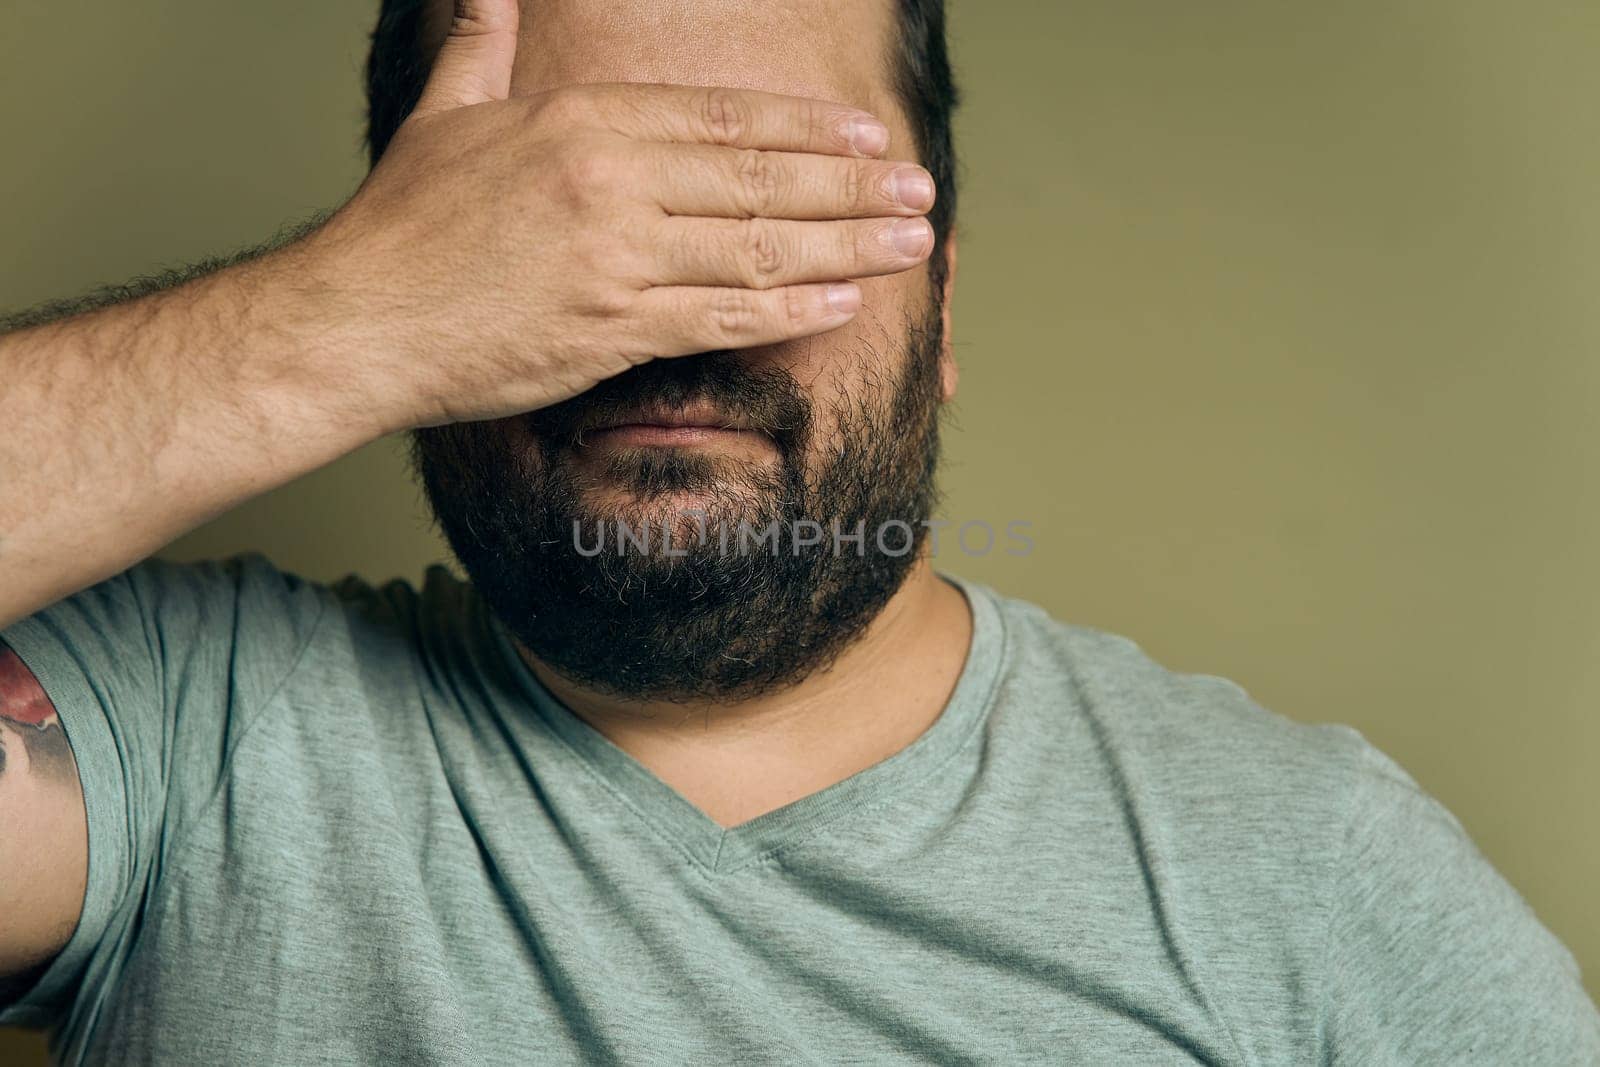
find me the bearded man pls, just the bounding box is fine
[1,1,1595,1063]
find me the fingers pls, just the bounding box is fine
[644,214,934,290]
[546,83,891,159]
[412,0,520,117]
[645,143,935,221]
[637,283,864,355]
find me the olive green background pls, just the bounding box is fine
[3,1,1596,1057]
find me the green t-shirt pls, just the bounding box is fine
[1,554,1595,1064]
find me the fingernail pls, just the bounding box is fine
[891,217,932,257]
[847,117,888,156]
[827,282,861,314]
[893,167,934,209]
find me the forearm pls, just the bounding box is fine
[0,229,389,629]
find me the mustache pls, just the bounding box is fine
[526,351,813,455]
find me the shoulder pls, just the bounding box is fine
[968,581,1599,1053]
[317,562,507,694]
[324,561,479,643]
[974,578,1378,813]
[73,554,486,703]
[967,577,1403,932]
[125,551,326,612]
[7,552,335,704]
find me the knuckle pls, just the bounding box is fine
[840,163,875,213]
[733,148,784,216]
[554,143,620,203]
[781,285,813,326]
[848,220,880,265]
[805,101,840,149]
[739,219,786,288]
[710,289,764,336]
[449,8,490,35]
[699,87,751,144]
[534,85,589,129]
[585,282,636,320]
[572,230,625,275]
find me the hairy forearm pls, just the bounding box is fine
[0,221,389,629]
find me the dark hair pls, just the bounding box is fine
[363,1,961,293]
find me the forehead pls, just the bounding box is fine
[429,0,899,125]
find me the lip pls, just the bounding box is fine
[585,424,756,447]
[590,403,753,432]
[579,403,768,447]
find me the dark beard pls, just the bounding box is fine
[410,306,945,704]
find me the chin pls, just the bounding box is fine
[565,473,759,537]
[580,481,727,509]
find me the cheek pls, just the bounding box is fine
[764,327,875,409]
[766,267,925,387]
[859,260,928,320]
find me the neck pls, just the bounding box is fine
[517,555,975,828]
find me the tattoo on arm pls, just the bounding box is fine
[0,640,76,783]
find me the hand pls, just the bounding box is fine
[308,0,936,431]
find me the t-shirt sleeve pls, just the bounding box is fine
[1321,742,1600,1062]
[0,553,328,1031]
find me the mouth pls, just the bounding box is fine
[579,403,768,448]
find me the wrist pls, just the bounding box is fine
[238,213,419,446]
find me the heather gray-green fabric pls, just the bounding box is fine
[2,554,1596,1065]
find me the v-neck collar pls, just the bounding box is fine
[482,572,1007,874]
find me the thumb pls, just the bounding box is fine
[413,0,520,117]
